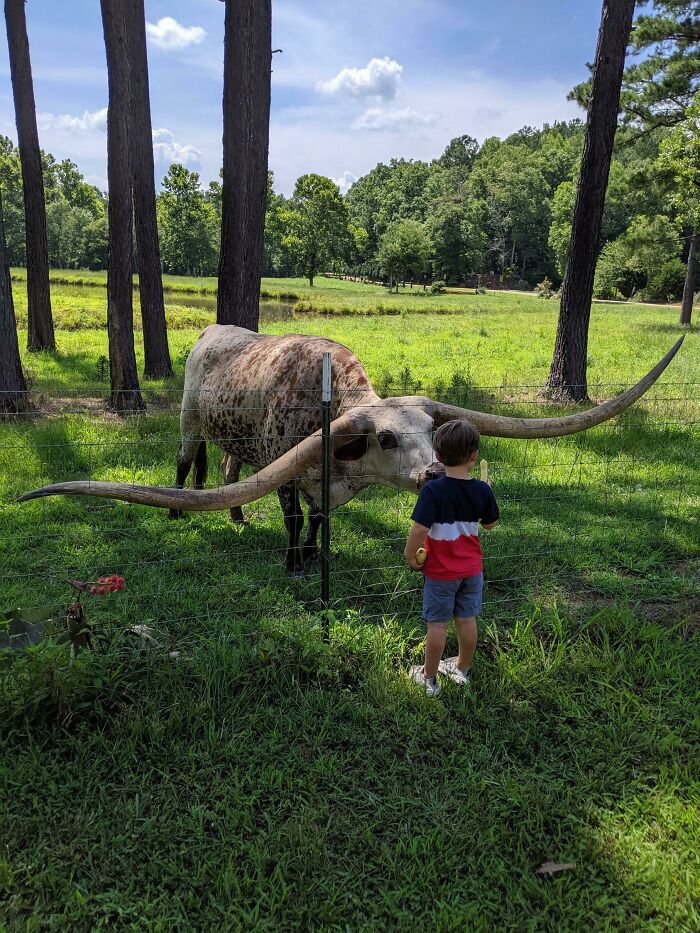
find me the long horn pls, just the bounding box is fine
[431,337,684,438]
[19,408,374,512]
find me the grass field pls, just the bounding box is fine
[1,276,699,929]
[19,265,677,317]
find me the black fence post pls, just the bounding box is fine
[321,351,332,641]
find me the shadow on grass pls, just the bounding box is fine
[23,420,93,485]
[639,320,698,335]
[4,398,697,642]
[26,348,111,393]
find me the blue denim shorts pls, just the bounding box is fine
[423,573,484,623]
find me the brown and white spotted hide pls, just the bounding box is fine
[179,325,438,571]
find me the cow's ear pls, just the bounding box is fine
[333,433,369,461]
[377,430,398,451]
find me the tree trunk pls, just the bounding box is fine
[217,0,272,331]
[0,187,29,415]
[680,231,697,325]
[4,0,54,352]
[125,0,172,377]
[101,0,144,414]
[544,0,636,402]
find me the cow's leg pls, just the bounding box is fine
[278,482,305,574]
[169,438,203,519]
[301,505,322,564]
[193,441,208,489]
[222,455,247,524]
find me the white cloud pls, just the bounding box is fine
[146,17,206,51]
[332,171,358,194]
[37,108,107,134]
[268,74,580,195]
[352,106,439,132]
[317,57,402,101]
[152,128,202,166]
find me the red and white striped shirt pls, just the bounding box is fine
[411,477,499,580]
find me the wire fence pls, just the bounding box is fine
[0,373,698,653]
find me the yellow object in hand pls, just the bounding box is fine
[480,458,489,482]
[415,547,427,566]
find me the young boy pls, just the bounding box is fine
[404,419,499,697]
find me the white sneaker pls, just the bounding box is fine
[409,665,441,697]
[439,657,471,686]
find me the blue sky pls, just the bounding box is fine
[0,0,603,195]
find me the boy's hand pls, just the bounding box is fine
[404,522,429,571]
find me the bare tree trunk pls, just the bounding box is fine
[4,0,54,352]
[680,231,697,325]
[101,0,144,414]
[0,186,29,414]
[217,0,272,331]
[544,0,636,402]
[125,0,172,378]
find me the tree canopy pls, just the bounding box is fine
[280,174,351,286]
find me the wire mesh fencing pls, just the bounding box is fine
[0,375,698,654]
[326,377,699,629]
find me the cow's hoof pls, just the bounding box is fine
[229,508,248,525]
[169,509,184,520]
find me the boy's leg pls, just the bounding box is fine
[454,616,477,672]
[452,573,483,672]
[424,622,449,678]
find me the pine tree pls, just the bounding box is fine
[0,185,29,414]
[125,0,172,377]
[545,0,637,402]
[4,0,54,351]
[100,0,144,413]
[217,0,272,331]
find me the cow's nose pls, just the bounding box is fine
[416,462,446,489]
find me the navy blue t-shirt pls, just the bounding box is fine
[411,477,500,579]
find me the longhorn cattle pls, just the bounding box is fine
[20,326,684,573]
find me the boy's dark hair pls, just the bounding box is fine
[433,419,480,466]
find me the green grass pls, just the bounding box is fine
[10,267,693,325]
[1,275,699,929]
[11,267,387,303]
[11,274,698,396]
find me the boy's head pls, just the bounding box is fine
[433,419,480,466]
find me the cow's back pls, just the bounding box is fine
[183,324,376,465]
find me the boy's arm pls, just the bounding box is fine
[404,522,429,571]
[481,487,500,530]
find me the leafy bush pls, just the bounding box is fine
[593,240,644,299]
[430,279,446,295]
[642,259,686,301]
[534,276,554,299]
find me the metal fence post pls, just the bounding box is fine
[321,351,332,641]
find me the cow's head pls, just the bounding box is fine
[18,338,684,512]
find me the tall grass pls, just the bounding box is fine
[1,275,698,930]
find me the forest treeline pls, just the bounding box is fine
[0,114,693,302]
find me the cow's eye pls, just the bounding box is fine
[377,430,398,451]
[334,434,369,461]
